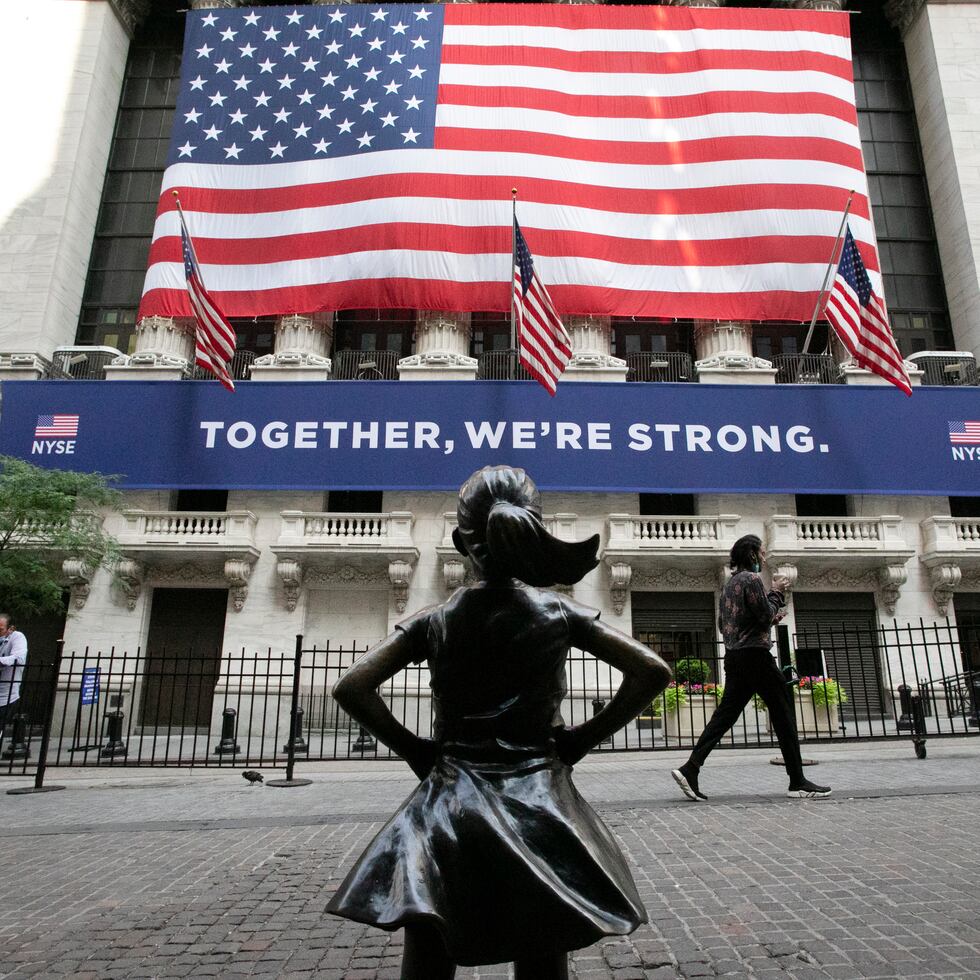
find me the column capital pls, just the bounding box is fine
[105,316,194,380]
[252,313,333,380]
[398,311,477,380]
[563,314,627,381]
[884,0,925,35]
[109,0,152,35]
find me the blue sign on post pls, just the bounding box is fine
[80,667,101,707]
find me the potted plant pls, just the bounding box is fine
[795,676,847,735]
[662,679,722,739]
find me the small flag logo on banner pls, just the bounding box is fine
[34,415,79,438]
[948,421,980,446]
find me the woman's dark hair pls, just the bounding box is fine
[453,466,599,586]
[729,534,762,572]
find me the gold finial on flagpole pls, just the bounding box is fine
[512,188,518,199]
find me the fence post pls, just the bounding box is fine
[267,635,312,788]
[8,640,66,795]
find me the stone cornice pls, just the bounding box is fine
[884,0,926,34]
[109,0,152,36]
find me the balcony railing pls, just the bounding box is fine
[767,515,909,554]
[773,353,843,385]
[476,349,533,381]
[331,349,400,380]
[277,511,415,551]
[118,510,259,554]
[607,514,740,551]
[191,349,256,382]
[625,351,693,383]
[906,351,979,387]
[922,517,980,553]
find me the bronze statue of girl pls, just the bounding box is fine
[327,466,671,979]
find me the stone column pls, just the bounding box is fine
[104,315,196,380]
[251,314,334,381]
[563,315,627,382]
[694,320,776,384]
[398,311,478,380]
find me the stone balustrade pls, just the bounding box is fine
[607,514,740,551]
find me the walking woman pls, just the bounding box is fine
[671,534,831,802]
[327,466,672,979]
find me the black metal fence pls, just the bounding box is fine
[2,620,977,779]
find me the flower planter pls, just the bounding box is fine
[764,689,837,737]
[665,695,718,739]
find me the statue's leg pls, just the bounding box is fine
[514,950,569,980]
[400,924,456,980]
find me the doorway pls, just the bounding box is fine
[139,588,227,729]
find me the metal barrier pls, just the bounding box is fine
[331,349,400,380]
[773,353,844,385]
[191,349,256,381]
[476,349,534,381]
[2,620,976,775]
[624,351,693,383]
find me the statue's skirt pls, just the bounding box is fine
[326,745,646,966]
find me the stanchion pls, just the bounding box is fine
[350,725,377,753]
[282,706,308,753]
[8,640,65,795]
[99,709,128,758]
[213,707,240,755]
[268,636,312,788]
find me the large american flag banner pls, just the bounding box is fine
[139,4,877,322]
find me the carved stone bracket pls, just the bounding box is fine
[388,560,415,613]
[927,563,962,617]
[609,562,632,615]
[224,559,254,612]
[109,0,152,35]
[877,564,908,617]
[773,563,799,594]
[276,559,304,612]
[884,0,924,34]
[62,559,93,611]
[442,559,468,592]
[116,559,145,611]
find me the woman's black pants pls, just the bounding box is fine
[686,648,805,785]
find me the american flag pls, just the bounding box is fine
[513,220,570,395]
[139,4,875,322]
[34,415,79,438]
[177,206,237,392]
[824,227,911,396]
[948,422,980,446]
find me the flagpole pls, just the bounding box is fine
[800,189,855,358]
[510,188,518,353]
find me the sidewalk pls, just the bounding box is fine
[0,740,978,978]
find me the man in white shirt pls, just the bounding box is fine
[0,614,28,730]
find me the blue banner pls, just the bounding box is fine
[0,380,977,496]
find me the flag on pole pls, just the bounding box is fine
[177,205,236,392]
[513,219,571,395]
[824,227,911,396]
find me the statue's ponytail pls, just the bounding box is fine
[454,466,599,587]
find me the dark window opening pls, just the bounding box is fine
[639,494,696,516]
[172,489,228,512]
[795,494,849,518]
[949,497,980,519]
[327,491,384,513]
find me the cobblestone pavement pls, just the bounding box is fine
[0,740,978,979]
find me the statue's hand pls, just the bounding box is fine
[403,736,439,780]
[552,725,590,767]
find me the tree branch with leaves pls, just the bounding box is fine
[0,456,121,617]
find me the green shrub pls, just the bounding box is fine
[658,683,687,713]
[674,658,711,685]
[798,676,847,706]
